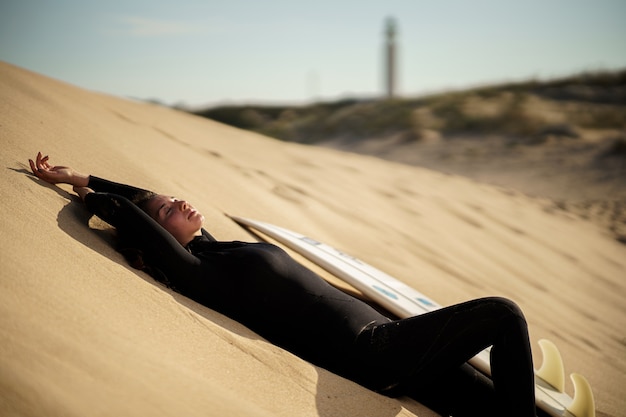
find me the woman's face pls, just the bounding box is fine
[145,195,204,245]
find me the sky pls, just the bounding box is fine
[1,0,625,109]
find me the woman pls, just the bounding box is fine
[29,152,537,417]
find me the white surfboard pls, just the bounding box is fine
[229,215,595,417]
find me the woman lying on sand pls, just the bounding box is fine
[30,151,537,417]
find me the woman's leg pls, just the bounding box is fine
[353,297,536,417]
[408,362,501,417]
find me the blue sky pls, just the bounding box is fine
[1,0,625,108]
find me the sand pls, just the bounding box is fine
[1,61,624,417]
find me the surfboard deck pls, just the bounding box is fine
[229,215,596,417]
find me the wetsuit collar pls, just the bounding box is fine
[185,234,210,252]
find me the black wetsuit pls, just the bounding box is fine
[84,176,536,417]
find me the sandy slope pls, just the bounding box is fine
[1,61,624,417]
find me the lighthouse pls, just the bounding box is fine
[385,17,397,99]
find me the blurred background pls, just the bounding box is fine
[2,0,625,241]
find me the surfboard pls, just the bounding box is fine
[229,215,596,417]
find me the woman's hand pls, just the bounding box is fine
[29,152,89,187]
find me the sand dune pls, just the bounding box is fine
[1,61,624,417]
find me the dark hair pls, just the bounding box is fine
[132,190,158,214]
[115,190,175,289]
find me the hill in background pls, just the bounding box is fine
[195,71,625,146]
[194,71,626,243]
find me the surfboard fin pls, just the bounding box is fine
[567,373,595,417]
[535,339,565,392]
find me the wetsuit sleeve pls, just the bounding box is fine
[84,192,202,286]
[87,176,155,203]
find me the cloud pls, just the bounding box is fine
[117,16,207,37]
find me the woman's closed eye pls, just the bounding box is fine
[158,203,171,219]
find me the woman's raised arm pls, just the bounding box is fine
[85,192,202,285]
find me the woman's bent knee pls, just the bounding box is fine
[480,297,527,324]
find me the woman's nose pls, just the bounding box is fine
[178,200,188,210]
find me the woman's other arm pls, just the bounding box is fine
[30,152,154,202]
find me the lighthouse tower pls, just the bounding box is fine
[385,17,397,99]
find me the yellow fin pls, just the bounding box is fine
[567,373,595,417]
[535,339,565,392]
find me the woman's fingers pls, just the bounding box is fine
[29,152,56,183]
[32,152,45,172]
[32,152,51,171]
[40,154,51,169]
[28,158,38,175]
